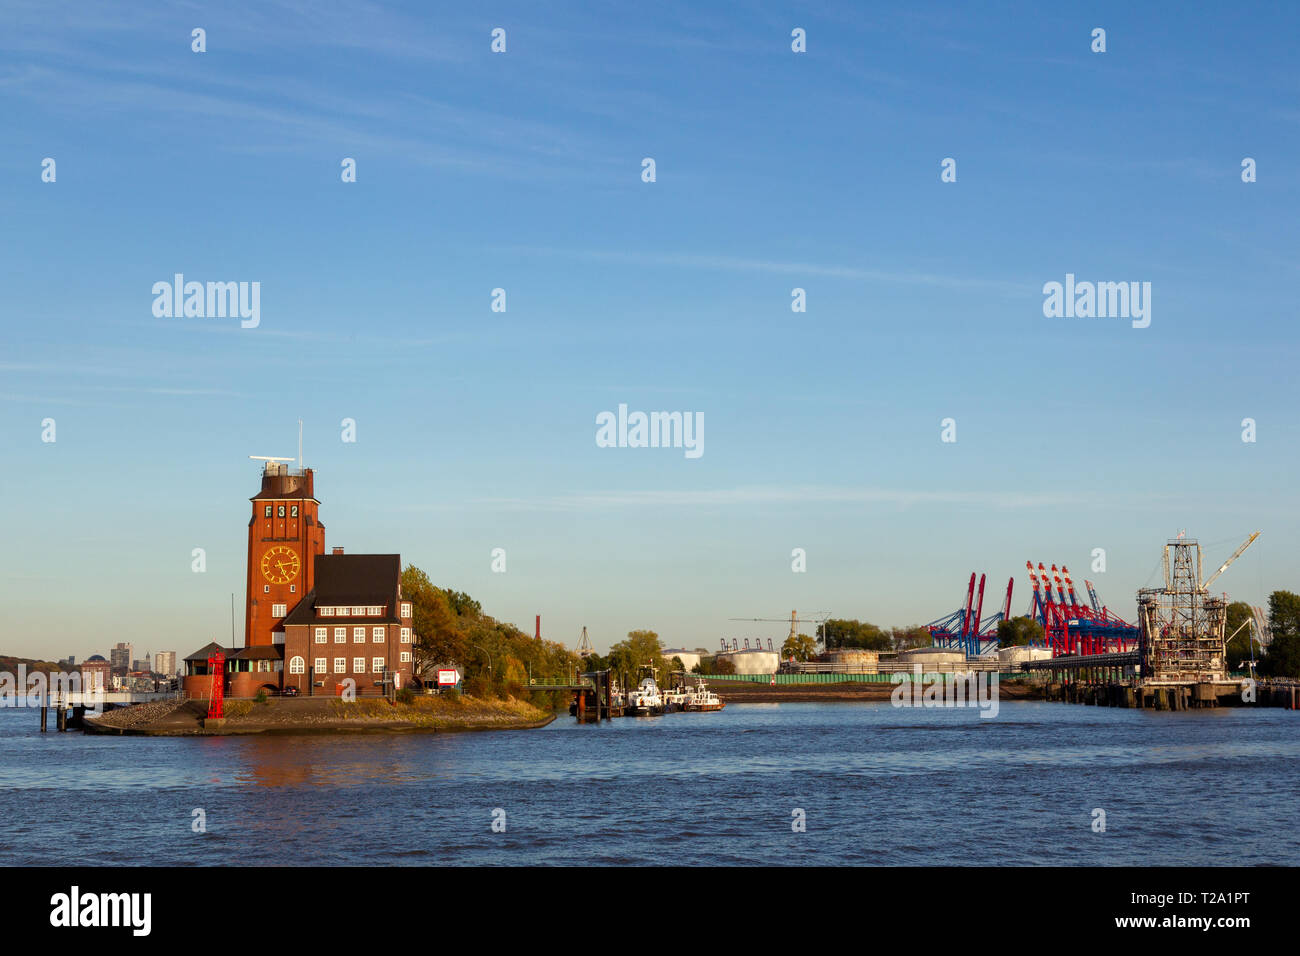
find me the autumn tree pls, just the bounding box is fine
[401,565,466,679]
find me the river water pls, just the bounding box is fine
[1,702,1296,866]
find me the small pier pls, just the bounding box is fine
[531,672,623,721]
[571,671,622,721]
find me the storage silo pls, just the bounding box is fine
[717,648,780,674]
[997,645,1053,667]
[662,648,702,673]
[895,647,968,671]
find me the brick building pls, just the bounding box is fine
[280,553,414,697]
[80,655,110,694]
[182,460,414,699]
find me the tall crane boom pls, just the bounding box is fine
[1202,531,1260,590]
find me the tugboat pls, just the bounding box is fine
[684,679,725,712]
[624,665,665,716]
[662,684,688,713]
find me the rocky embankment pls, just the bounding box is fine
[84,695,556,736]
[84,698,191,730]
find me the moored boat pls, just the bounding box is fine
[684,680,725,712]
[624,674,664,716]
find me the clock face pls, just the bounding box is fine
[260,545,301,584]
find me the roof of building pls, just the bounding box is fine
[280,554,404,628]
[315,553,401,603]
[84,654,108,663]
[229,645,285,661]
[183,642,236,662]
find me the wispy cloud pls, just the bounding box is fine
[488,245,1029,295]
[465,484,1143,512]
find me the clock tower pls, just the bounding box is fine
[245,458,326,647]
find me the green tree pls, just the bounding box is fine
[607,629,667,685]
[781,633,818,661]
[889,625,932,651]
[1260,590,1300,678]
[996,616,1044,648]
[822,619,889,651]
[1224,601,1255,670]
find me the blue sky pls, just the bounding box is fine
[2,1,1296,661]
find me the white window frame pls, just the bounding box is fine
[372,657,385,673]
[372,627,385,642]
[353,626,366,643]
[400,603,411,619]
[352,606,365,616]
[289,656,305,675]
[368,606,382,616]
[353,657,365,673]
[315,627,327,643]
[400,651,411,664]
[314,657,327,674]
[400,627,410,643]
[333,658,346,674]
[272,603,287,617]
[334,627,346,643]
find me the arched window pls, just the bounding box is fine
[289,656,305,675]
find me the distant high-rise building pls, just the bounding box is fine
[132,652,153,673]
[154,651,177,679]
[110,642,132,672]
